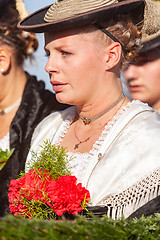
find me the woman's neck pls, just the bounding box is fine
[0,67,27,109]
[76,79,123,121]
[152,102,160,113]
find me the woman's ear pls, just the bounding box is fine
[0,48,11,74]
[104,42,122,70]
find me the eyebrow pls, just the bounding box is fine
[44,43,73,53]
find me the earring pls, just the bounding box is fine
[0,69,5,73]
[106,65,110,70]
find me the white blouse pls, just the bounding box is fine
[26,100,160,218]
[0,133,9,151]
[56,101,133,183]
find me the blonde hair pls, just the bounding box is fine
[106,17,142,69]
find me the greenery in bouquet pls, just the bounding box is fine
[0,148,14,170]
[8,140,90,220]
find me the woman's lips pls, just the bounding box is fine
[129,85,142,92]
[51,81,67,92]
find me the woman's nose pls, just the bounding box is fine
[45,56,59,74]
[124,65,139,82]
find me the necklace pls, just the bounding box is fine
[0,98,21,115]
[79,92,125,125]
[74,95,125,150]
[74,122,95,150]
[74,135,90,150]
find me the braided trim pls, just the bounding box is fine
[45,0,117,22]
[99,168,160,219]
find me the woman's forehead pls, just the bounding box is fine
[44,26,97,46]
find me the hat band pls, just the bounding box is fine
[95,23,127,54]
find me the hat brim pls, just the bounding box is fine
[139,35,160,53]
[18,0,144,33]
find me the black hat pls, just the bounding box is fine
[139,34,160,53]
[18,0,145,33]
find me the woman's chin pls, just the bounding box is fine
[55,94,73,105]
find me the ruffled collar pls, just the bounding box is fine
[55,100,147,158]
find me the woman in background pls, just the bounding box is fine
[0,0,68,217]
[124,34,160,113]
[0,0,68,151]
[123,33,160,219]
[123,1,160,218]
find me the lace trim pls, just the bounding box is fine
[54,107,76,146]
[0,132,10,151]
[99,168,160,219]
[56,100,146,159]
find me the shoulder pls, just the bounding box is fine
[25,106,75,169]
[104,100,160,155]
[127,100,160,131]
[114,101,160,160]
[30,106,75,147]
[35,106,75,129]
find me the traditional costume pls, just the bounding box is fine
[26,101,160,218]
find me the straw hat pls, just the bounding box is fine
[141,0,160,41]
[18,0,145,33]
[138,0,160,52]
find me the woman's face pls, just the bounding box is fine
[124,49,160,108]
[44,30,107,106]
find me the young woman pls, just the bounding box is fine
[13,0,160,219]
[124,35,160,112]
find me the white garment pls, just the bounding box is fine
[26,101,160,218]
[0,133,9,151]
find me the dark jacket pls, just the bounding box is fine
[128,196,160,219]
[0,72,69,217]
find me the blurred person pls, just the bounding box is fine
[123,2,160,218]
[124,1,160,112]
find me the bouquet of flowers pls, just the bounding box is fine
[8,141,90,219]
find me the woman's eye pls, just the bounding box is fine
[61,50,71,56]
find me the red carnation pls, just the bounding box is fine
[8,169,90,219]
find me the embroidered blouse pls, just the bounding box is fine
[55,101,135,183]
